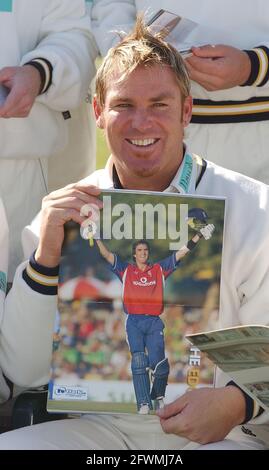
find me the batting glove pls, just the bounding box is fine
[199,224,215,240]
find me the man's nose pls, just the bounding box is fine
[131,109,153,130]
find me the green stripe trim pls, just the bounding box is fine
[0,271,7,294]
[0,0,12,12]
[178,153,193,192]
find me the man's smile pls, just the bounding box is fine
[126,138,159,147]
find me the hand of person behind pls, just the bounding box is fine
[156,385,246,444]
[35,183,103,268]
[0,65,41,117]
[185,44,251,91]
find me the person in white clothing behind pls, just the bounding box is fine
[0,199,10,404]
[47,0,98,193]
[0,16,269,450]
[0,0,98,280]
[90,0,269,184]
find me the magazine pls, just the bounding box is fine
[147,9,198,57]
[186,325,269,412]
[47,190,225,415]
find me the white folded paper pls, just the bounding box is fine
[147,9,198,57]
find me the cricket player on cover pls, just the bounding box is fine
[95,208,214,414]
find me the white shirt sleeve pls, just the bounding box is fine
[91,0,136,55]
[0,199,8,326]
[21,0,98,110]
[0,211,56,388]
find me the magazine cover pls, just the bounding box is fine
[48,190,225,415]
[187,325,269,412]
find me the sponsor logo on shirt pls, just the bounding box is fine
[133,278,157,287]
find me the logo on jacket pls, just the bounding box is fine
[0,271,7,294]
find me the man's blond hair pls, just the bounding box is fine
[95,15,190,108]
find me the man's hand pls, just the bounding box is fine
[185,45,251,91]
[156,386,246,445]
[35,183,103,268]
[0,65,41,118]
[199,223,215,240]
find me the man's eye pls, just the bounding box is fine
[115,103,131,108]
[153,102,167,107]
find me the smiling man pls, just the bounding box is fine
[0,17,269,450]
[94,59,191,191]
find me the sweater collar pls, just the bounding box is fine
[109,147,200,194]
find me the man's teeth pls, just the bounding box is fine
[130,139,156,146]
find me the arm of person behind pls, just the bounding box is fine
[0,65,43,118]
[185,43,269,91]
[90,0,136,55]
[0,182,102,389]
[21,0,98,111]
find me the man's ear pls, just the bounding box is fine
[93,95,104,129]
[182,95,193,128]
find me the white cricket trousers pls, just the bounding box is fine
[0,414,266,450]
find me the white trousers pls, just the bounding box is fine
[0,414,266,450]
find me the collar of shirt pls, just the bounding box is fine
[104,147,199,194]
[164,148,199,194]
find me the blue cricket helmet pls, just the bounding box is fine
[188,208,208,222]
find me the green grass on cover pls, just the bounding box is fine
[47,399,141,414]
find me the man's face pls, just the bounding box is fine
[94,64,192,190]
[134,244,149,265]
